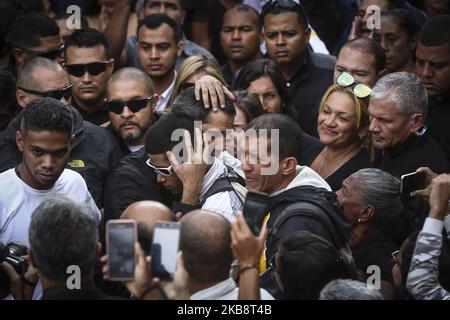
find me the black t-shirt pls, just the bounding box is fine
[303,146,373,191]
[351,230,398,284]
[426,96,450,168]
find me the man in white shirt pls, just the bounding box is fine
[0,97,100,277]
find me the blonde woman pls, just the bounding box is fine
[170,55,226,104]
[305,73,374,191]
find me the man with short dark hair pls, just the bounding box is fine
[28,196,106,300]
[242,113,351,271]
[369,72,448,176]
[7,12,64,77]
[105,67,157,154]
[136,14,183,113]
[145,111,243,221]
[104,0,213,70]
[0,58,122,208]
[64,28,115,126]
[220,4,263,86]
[334,37,386,87]
[415,15,450,167]
[261,0,336,136]
[0,100,100,299]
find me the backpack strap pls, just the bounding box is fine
[269,201,342,250]
[199,176,235,207]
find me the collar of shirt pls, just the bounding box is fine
[155,71,177,112]
[285,49,309,89]
[190,277,237,300]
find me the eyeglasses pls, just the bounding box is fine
[17,83,73,100]
[146,159,173,176]
[261,0,309,25]
[106,96,154,114]
[336,72,372,98]
[65,61,111,77]
[17,44,64,60]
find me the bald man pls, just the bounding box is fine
[120,200,174,254]
[179,210,273,300]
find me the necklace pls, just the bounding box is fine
[317,145,361,179]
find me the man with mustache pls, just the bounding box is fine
[64,28,115,126]
[106,67,157,154]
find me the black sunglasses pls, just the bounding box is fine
[17,44,64,60]
[106,96,154,114]
[65,61,111,77]
[261,0,309,25]
[17,84,73,100]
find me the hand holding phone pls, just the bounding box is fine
[151,221,180,279]
[401,171,426,195]
[243,191,270,236]
[106,220,137,281]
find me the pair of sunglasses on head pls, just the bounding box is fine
[17,44,64,60]
[336,72,372,98]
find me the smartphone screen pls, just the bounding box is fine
[151,221,180,279]
[401,172,426,195]
[106,220,136,281]
[243,191,270,236]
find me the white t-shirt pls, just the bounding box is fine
[0,168,101,247]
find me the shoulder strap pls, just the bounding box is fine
[270,201,342,250]
[199,176,235,207]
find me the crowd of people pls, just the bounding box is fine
[0,0,449,301]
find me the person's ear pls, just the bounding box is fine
[12,48,27,67]
[303,27,311,45]
[16,90,30,108]
[107,58,115,75]
[259,31,264,45]
[358,205,375,223]
[180,10,186,26]
[176,40,184,57]
[409,35,418,52]
[410,112,424,133]
[16,130,25,152]
[280,156,297,176]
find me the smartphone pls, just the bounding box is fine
[106,220,137,281]
[243,191,270,236]
[151,221,180,279]
[400,171,426,195]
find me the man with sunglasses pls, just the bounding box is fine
[261,0,335,137]
[105,67,157,154]
[6,11,64,78]
[368,72,448,177]
[0,57,123,209]
[64,28,115,126]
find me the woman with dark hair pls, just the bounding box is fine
[372,9,420,73]
[234,59,297,119]
[232,90,264,130]
[234,59,321,164]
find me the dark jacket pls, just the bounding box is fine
[427,96,450,168]
[0,106,123,208]
[104,148,173,221]
[287,49,335,137]
[265,185,351,261]
[376,131,449,178]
